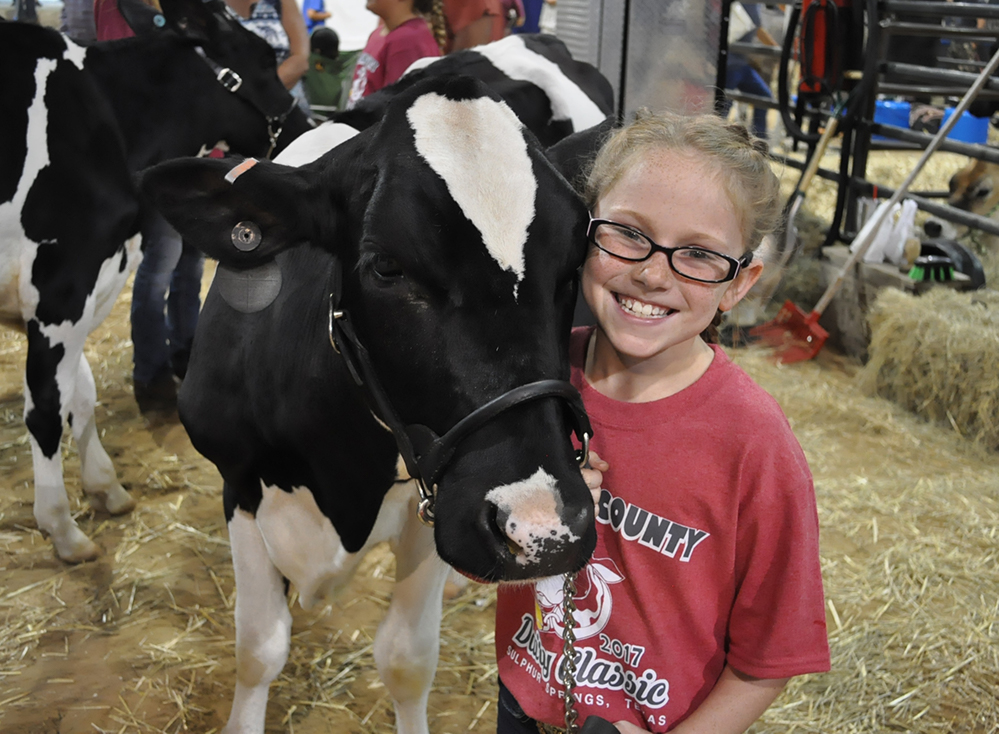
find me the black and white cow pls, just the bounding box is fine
[140,75,597,734]
[0,0,311,563]
[334,33,615,148]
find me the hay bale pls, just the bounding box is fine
[859,287,999,450]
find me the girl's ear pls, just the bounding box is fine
[719,259,764,312]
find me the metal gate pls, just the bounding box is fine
[555,0,722,117]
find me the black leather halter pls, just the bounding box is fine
[326,258,592,526]
[195,47,300,159]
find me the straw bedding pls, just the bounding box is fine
[858,287,999,452]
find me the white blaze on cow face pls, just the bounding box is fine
[486,468,579,566]
[407,92,536,299]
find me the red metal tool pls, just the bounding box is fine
[752,44,999,364]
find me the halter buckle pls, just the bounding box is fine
[575,431,591,468]
[217,67,243,93]
[416,490,436,526]
[327,299,344,354]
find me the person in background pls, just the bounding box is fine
[494,111,830,734]
[94,0,205,415]
[722,2,775,140]
[511,0,546,35]
[62,0,97,43]
[501,0,524,33]
[303,26,361,114]
[302,0,331,34]
[442,0,504,52]
[345,0,444,107]
[226,0,311,114]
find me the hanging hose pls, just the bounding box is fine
[777,0,877,144]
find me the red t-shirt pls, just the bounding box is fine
[495,328,830,732]
[345,17,440,107]
[94,0,136,40]
[443,0,505,52]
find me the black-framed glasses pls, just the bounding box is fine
[587,218,753,284]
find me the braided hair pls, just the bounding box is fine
[414,0,448,53]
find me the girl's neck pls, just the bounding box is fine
[583,329,715,403]
[381,7,418,31]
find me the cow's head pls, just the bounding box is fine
[949,158,999,217]
[122,0,310,156]
[141,76,597,582]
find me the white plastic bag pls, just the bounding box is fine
[728,2,756,44]
[850,200,895,264]
[884,199,918,266]
[540,1,557,34]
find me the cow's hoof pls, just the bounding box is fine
[89,485,137,515]
[53,531,101,564]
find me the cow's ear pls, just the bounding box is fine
[139,157,324,268]
[545,115,617,194]
[119,0,166,36]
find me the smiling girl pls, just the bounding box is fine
[494,112,830,734]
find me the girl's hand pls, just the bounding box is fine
[581,451,608,508]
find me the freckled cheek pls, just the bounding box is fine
[582,250,630,290]
[581,256,619,309]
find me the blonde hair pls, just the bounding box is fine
[584,110,781,254]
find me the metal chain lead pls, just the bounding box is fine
[562,571,580,734]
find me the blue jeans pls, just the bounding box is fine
[724,59,772,140]
[512,0,543,34]
[131,210,204,384]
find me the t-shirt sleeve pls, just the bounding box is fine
[725,404,831,679]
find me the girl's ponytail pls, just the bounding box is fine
[430,0,448,53]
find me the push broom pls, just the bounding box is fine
[751,45,999,364]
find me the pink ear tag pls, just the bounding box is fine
[225,157,259,183]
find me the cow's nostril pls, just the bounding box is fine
[505,536,523,557]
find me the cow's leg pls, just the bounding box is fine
[69,353,135,515]
[375,501,451,734]
[224,505,292,734]
[24,322,99,563]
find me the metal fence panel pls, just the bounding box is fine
[621,0,721,116]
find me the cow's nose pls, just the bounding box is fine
[484,468,587,569]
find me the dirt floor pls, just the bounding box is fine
[0,266,507,734]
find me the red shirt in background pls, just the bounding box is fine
[94,0,137,40]
[345,17,440,107]
[443,0,505,52]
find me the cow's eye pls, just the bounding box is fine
[370,254,404,280]
[975,185,992,199]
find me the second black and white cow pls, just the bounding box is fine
[0,0,311,562]
[334,33,615,148]
[141,75,597,734]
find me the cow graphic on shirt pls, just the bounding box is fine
[534,558,624,640]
